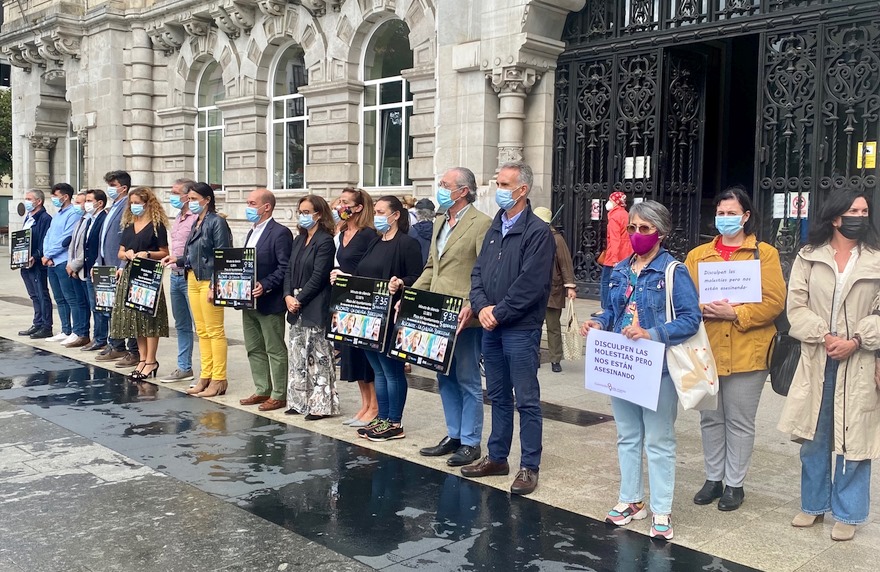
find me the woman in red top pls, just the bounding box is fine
[598,192,634,316]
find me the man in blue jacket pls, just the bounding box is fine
[41,183,81,343]
[18,189,54,339]
[463,161,555,496]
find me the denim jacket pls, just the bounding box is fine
[595,249,701,347]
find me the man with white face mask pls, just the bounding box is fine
[81,189,109,352]
[18,189,54,339]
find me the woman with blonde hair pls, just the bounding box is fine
[109,187,170,380]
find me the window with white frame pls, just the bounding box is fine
[270,46,308,190]
[66,123,83,191]
[361,19,414,188]
[196,61,224,186]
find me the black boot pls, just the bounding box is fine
[717,486,745,511]
[693,480,723,505]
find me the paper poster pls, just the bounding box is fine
[388,288,463,375]
[327,275,393,353]
[584,329,665,411]
[213,248,257,310]
[92,266,117,312]
[10,229,31,270]
[698,259,763,304]
[125,258,163,317]
[591,199,601,221]
[789,193,809,219]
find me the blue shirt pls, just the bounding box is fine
[501,209,523,237]
[42,204,80,265]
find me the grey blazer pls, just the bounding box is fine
[66,215,90,279]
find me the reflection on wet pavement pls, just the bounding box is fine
[0,338,756,571]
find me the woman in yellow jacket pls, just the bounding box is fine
[684,186,785,511]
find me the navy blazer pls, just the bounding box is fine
[84,211,107,273]
[99,195,129,268]
[26,208,53,267]
[246,219,294,316]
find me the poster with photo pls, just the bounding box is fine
[213,248,257,309]
[10,229,31,270]
[125,258,163,317]
[388,288,463,375]
[326,275,392,353]
[92,266,118,312]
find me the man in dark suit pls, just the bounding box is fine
[18,189,54,339]
[238,189,294,412]
[81,189,109,351]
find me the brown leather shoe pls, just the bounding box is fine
[258,398,287,412]
[240,394,270,406]
[95,349,127,361]
[64,336,91,349]
[115,353,141,367]
[510,468,539,495]
[460,456,510,478]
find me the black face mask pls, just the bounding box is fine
[837,216,869,241]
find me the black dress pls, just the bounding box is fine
[335,228,378,382]
[109,222,170,338]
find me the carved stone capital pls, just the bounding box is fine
[147,20,186,55]
[211,1,255,37]
[256,0,287,17]
[35,36,63,64]
[1,45,32,71]
[52,30,83,59]
[29,136,58,150]
[18,42,47,69]
[211,6,241,38]
[180,14,213,37]
[42,68,66,87]
[487,66,542,95]
[498,146,524,164]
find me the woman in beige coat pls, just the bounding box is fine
[778,189,880,542]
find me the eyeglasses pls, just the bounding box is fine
[626,223,657,235]
[439,182,461,191]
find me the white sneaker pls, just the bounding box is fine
[61,333,79,345]
[46,332,69,342]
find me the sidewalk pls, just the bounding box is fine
[1,254,877,571]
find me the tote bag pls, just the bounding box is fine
[664,261,719,410]
[562,298,582,361]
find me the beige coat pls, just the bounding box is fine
[412,204,492,327]
[777,243,880,460]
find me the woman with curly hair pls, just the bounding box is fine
[109,187,170,380]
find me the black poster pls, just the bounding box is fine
[92,266,117,313]
[125,258,163,317]
[326,275,392,352]
[10,229,31,270]
[213,248,256,309]
[388,288,463,375]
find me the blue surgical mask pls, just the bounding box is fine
[374,215,391,234]
[299,213,317,229]
[106,186,119,200]
[51,197,63,209]
[24,200,35,213]
[436,187,455,210]
[245,206,261,223]
[169,195,184,210]
[495,188,517,211]
[189,200,204,215]
[715,215,744,237]
[331,209,341,225]
[72,204,84,215]
[130,204,145,217]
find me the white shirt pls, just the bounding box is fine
[436,204,471,259]
[246,217,273,248]
[830,246,860,334]
[22,213,36,230]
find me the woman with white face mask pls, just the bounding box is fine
[684,186,786,512]
[598,192,634,317]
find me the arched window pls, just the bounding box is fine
[361,20,414,188]
[196,61,224,186]
[270,46,308,190]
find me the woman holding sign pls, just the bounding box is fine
[110,187,170,380]
[580,201,701,541]
[778,190,880,542]
[684,187,786,512]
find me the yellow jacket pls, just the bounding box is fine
[684,234,786,376]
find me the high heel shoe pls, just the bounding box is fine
[128,361,148,380]
[138,362,159,379]
[197,379,228,398]
[186,378,211,395]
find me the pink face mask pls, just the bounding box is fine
[629,231,660,255]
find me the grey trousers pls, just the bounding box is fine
[545,306,563,364]
[700,369,768,488]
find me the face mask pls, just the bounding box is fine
[436,187,455,210]
[169,195,184,210]
[84,201,96,214]
[495,188,517,211]
[606,200,616,211]
[629,231,660,256]
[24,200,35,213]
[715,215,744,237]
[106,186,119,200]
[374,215,392,234]
[331,209,341,225]
[72,204,84,215]
[130,204,145,217]
[245,206,261,223]
[338,205,354,220]
[51,197,63,209]
[299,213,317,230]
[189,200,204,215]
[838,216,869,241]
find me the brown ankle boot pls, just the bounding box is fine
[186,378,210,395]
[197,379,228,398]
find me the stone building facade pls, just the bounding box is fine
[1,0,585,240]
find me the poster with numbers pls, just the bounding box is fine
[387,288,463,375]
[326,275,393,353]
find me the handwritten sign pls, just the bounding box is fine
[584,329,665,411]
[698,259,762,304]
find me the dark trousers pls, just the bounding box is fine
[482,327,543,470]
[21,266,52,329]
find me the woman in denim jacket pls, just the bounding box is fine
[581,200,701,540]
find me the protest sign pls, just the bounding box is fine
[92,266,117,312]
[125,258,163,317]
[388,288,462,375]
[326,275,392,352]
[213,248,257,309]
[10,229,31,269]
[584,329,665,411]
[698,259,762,304]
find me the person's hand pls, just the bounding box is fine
[41,256,49,266]
[622,325,651,341]
[285,295,299,313]
[66,264,74,277]
[702,299,738,321]
[115,268,122,280]
[252,282,264,298]
[457,306,474,334]
[824,333,846,354]
[27,256,35,269]
[125,249,137,261]
[478,306,498,331]
[160,255,175,267]
[580,320,602,337]
[388,276,405,294]
[135,251,147,259]
[329,269,349,284]
[826,337,858,361]
[566,287,577,300]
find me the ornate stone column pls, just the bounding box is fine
[487,65,541,169]
[29,135,58,192]
[129,24,155,187]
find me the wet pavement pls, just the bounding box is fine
[0,337,756,571]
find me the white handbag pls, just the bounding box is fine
[562,298,582,361]
[664,261,719,411]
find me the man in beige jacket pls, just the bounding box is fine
[413,167,492,467]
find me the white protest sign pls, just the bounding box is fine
[584,329,665,411]
[698,259,762,304]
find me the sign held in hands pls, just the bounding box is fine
[584,329,665,411]
[698,259,762,305]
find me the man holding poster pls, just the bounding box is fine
[412,167,491,467]
[18,189,54,339]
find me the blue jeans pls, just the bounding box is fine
[437,327,484,447]
[482,328,543,470]
[600,264,612,310]
[800,359,872,525]
[611,372,679,515]
[21,266,52,329]
[85,277,109,346]
[68,276,90,337]
[364,350,408,423]
[47,264,74,335]
[169,273,194,371]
